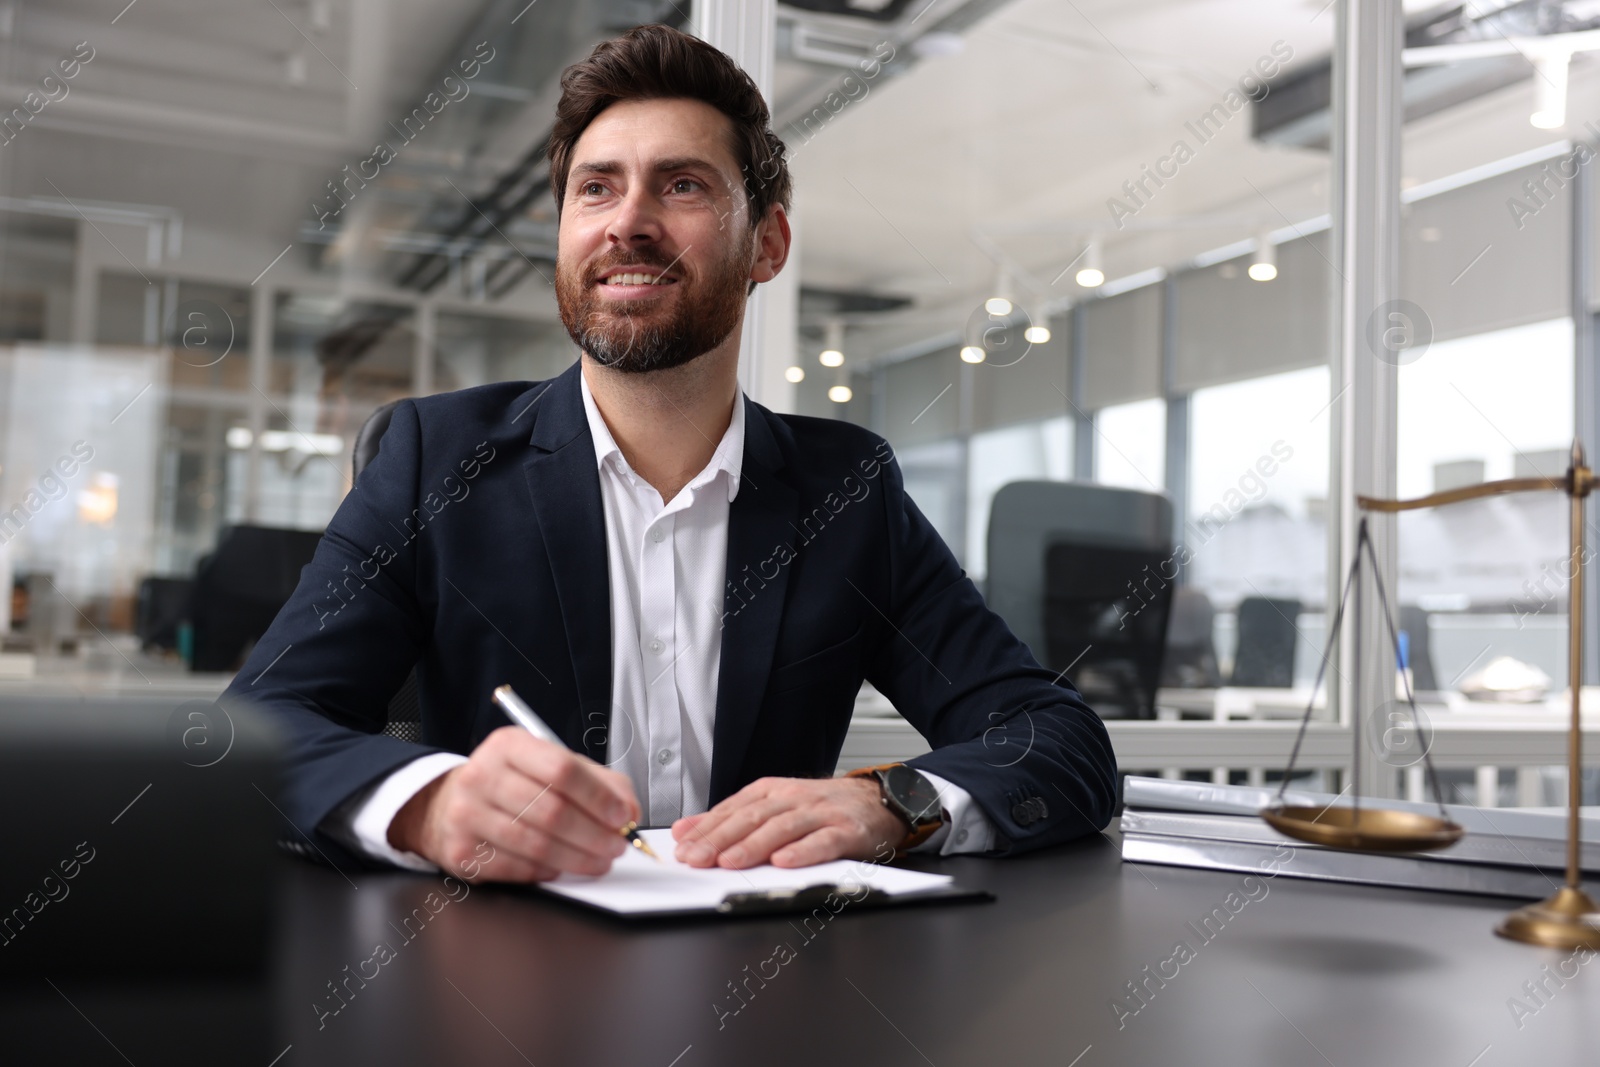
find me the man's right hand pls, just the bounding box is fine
[387,725,640,883]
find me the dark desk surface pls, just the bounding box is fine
[14,829,1599,1066]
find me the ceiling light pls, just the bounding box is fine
[819,318,846,368]
[960,345,986,364]
[784,366,805,384]
[1531,53,1570,129]
[1024,325,1051,344]
[986,265,1015,317]
[1075,238,1104,288]
[1249,232,1277,282]
[828,385,853,403]
[912,31,965,59]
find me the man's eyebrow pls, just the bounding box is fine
[568,157,727,182]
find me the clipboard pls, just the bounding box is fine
[527,828,994,921]
[714,881,992,916]
[534,879,994,922]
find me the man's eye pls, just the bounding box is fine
[582,182,606,196]
[672,178,701,194]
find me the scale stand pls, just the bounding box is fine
[1489,444,1600,948]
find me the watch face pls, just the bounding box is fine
[884,765,942,826]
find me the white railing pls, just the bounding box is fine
[841,684,1600,808]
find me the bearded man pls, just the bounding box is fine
[228,23,1116,882]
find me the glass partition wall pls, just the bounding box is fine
[0,0,1593,808]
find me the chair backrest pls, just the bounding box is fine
[1398,603,1438,691]
[353,398,406,479]
[988,481,1174,719]
[1230,596,1301,687]
[349,398,423,734]
[1162,585,1221,688]
[190,526,324,671]
[1043,541,1175,718]
[136,575,193,652]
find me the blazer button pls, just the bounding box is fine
[1011,797,1049,826]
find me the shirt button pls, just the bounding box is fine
[650,527,666,543]
[648,639,664,655]
[956,828,969,845]
[657,748,674,765]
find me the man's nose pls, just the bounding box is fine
[606,186,665,245]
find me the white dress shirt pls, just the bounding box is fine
[327,372,997,870]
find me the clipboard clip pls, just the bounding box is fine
[716,882,879,915]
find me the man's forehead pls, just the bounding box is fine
[570,98,741,181]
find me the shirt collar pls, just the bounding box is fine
[579,369,744,503]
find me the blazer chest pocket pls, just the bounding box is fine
[766,624,864,695]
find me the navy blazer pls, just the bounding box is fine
[225,362,1117,870]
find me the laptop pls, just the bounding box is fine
[0,694,283,979]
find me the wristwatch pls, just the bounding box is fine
[847,763,945,852]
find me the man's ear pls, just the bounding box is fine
[749,204,791,286]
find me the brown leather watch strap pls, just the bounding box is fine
[846,763,943,852]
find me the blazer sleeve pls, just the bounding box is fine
[221,399,448,870]
[863,450,1119,854]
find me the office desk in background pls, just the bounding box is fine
[6,828,1594,1066]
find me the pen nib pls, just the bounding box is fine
[620,821,661,862]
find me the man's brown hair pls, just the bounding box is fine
[548,23,793,232]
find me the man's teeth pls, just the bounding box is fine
[604,273,671,286]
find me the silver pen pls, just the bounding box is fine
[491,684,660,861]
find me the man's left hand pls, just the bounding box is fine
[670,776,908,868]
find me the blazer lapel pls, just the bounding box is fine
[520,365,612,764]
[709,401,798,803]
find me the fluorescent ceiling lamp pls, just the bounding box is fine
[226,427,344,455]
[828,385,853,403]
[960,345,986,364]
[912,31,965,59]
[784,366,805,383]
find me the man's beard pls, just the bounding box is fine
[556,235,752,375]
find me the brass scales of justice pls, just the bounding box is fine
[1264,440,1600,949]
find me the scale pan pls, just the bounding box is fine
[1261,805,1464,852]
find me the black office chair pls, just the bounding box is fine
[353,400,424,743]
[1398,604,1439,692]
[1229,596,1301,687]
[190,526,325,671]
[135,576,193,653]
[1161,585,1222,688]
[1042,541,1174,718]
[988,481,1175,720]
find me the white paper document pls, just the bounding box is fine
[540,828,955,915]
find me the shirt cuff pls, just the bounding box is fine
[909,770,998,855]
[323,752,468,872]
